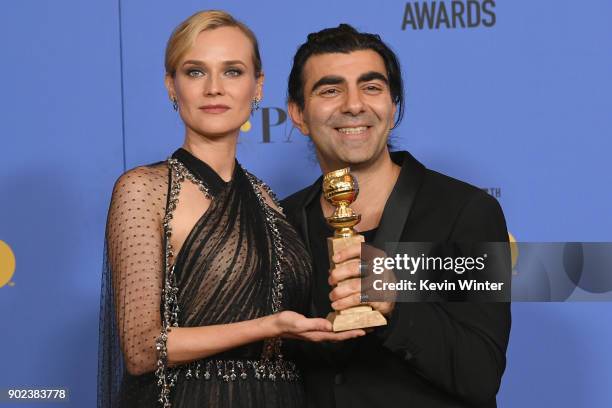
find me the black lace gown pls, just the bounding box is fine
[98,148,312,407]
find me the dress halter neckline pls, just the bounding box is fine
[171,148,237,197]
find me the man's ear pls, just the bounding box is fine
[288,101,310,136]
[164,73,176,101]
[390,102,397,129]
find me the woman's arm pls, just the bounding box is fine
[167,310,362,367]
[106,167,362,376]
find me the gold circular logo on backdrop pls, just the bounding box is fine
[240,120,252,132]
[0,240,16,287]
[508,232,519,272]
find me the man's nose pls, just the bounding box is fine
[341,87,365,115]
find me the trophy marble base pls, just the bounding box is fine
[326,306,387,332]
[327,235,387,332]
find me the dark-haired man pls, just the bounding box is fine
[282,24,511,407]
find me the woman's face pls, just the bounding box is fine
[166,26,262,139]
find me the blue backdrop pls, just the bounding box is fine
[1,1,611,406]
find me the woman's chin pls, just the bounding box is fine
[190,124,243,139]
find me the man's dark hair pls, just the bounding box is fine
[288,24,404,129]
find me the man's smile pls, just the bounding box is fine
[336,126,369,135]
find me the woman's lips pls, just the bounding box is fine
[199,105,230,114]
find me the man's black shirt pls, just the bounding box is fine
[282,151,511,408]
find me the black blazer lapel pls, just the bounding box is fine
[373,151,426,253]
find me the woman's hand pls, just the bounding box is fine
[265,311,366,342]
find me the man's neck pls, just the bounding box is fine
[320,150,401,232]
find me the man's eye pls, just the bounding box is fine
[187,69,204,78]
[320,88,339,96]
[364,85,383,93]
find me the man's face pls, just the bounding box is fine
[289,50,396,169]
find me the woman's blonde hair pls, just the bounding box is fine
[165,10,262,77]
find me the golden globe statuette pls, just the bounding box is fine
[323,168,387,332]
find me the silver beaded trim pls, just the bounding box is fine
[182,359,300,382]
[156,159,212,407]
[243,168,288,375]
[243,169,285,314]
[155,159,295,408]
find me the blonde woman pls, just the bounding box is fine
[98,10,364,408]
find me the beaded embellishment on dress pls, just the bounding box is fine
[154,157,299,408]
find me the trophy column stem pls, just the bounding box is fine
[326,235,387,332]
[322,167,387,332]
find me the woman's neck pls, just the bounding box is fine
[182,129,238,182]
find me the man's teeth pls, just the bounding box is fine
[337,127,367,134]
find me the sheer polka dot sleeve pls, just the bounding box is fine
[105,164,168,376]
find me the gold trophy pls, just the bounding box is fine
[323,168,387,332]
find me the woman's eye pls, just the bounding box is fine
[226,68,243,77]
[187,69,204,78]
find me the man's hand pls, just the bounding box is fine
[329,242,396,317]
